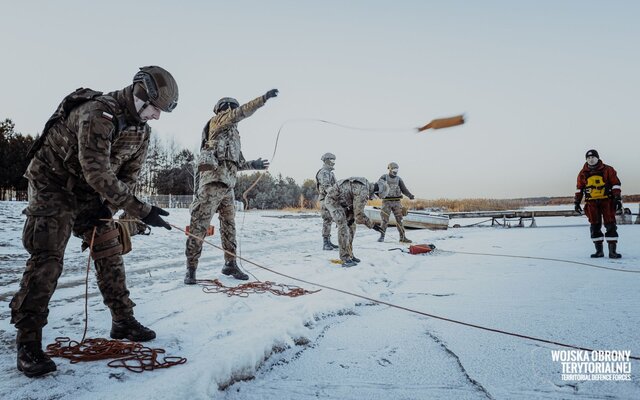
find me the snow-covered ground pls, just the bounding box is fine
[1,201,639,400]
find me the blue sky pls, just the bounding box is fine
[1,1,638,198]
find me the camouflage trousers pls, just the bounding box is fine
[319,200,334,238]
[185,182,237,269]
[10,180,135,344]
[380,200,407,239]
[324,184,373,261]
[324,204,356,261]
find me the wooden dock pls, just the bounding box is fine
[444,210,579,219]
[443,209,638,227]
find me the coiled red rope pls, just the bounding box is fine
[197,278,320,298]
[45,226,187,371]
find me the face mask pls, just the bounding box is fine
[586,156,599,166]
[325,159,335,167]
[389,168,399,175]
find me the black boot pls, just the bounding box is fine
[608,242,622,259]
[399,235,412,244]
[341,258,357,268]
[17,341,57,378]
[222,260,249,280]
[184,267,197,285]
[323,237,338,250]
[111,317,156,342]
[377,233,385,242]
[590,241,604,258]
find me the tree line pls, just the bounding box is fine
[0,118,319,208]
[0,119,33,200]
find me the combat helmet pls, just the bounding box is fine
[321,152,336,162]
[388,162,399,170]
[214,97,240,114]
[132,66,178,112]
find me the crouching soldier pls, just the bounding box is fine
[316,152,339,250]
[324,177,386,267]
[184,89,278,284]
[10,66,177,377]
[574,149,623,259]
[378,162,415,243]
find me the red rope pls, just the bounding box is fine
[197,278,320,297]
[46,226,187,371]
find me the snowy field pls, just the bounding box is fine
[1,201,639,400]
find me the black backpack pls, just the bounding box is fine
[26,88,122,160]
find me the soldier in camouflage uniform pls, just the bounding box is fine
[316,152,339,250]
[324,177,385,267]
[378,162,415,243]
[9,66,177,377]
[184,89,278,284]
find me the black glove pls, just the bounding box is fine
[615,198,623,212]
[372,223,384,234]
[90,204,113,227]
[409,195,415,200]
[251,158,270,170]
[264,89,279,101]
[142,206,171,230]
[574,203,582,215]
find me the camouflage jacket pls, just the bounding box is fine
[199,95,266,188]
[326,177,374,228]
[379,174,413,199]
[315,165,336,201]
[25,85,152,218]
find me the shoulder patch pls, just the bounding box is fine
[101,111,114,120]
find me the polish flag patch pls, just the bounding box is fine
[102,111,113,120]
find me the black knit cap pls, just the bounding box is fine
[585,149,599,159]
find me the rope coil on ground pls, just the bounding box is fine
[46,337,187,372]
[46,225,186,371]
[197,278,320,298]
[172,223,319,297]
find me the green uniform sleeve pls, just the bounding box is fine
[209,95,266,138]
[77,109,151,218]
[398,178,414,198]
[237,151,253,170]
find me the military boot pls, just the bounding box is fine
[590,241,604,258]
[184,267,197,285]
[342,258,357,268]
[17,341,57,378]
[222,260,249,280]
[323,237,334,250]
[111,317,156,342]
[608,242,622,259]
[377,233,385,242]
[351,256,361,263]
[399,235,413,244]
